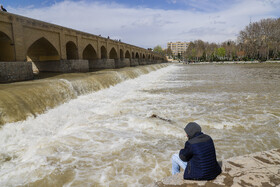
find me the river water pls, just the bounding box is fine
[0,63,279,186]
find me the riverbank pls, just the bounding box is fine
[150,149,280,186]
[185,60,280,64]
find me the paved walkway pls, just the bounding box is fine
[149,149,280,187]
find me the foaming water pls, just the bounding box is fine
[0,64,167,126]
[0,63,279,186]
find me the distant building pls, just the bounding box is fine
[167,41,189,56]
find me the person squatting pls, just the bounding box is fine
[171,122,221,180]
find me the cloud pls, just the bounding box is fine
[166,0,177,4]
[8,0,280,48]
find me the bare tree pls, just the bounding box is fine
[238,18,280,61]
[183,18,280,62]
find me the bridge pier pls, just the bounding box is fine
[34,60,89,73]
[115,58,130,68]
[145,60,151,65]
[139,59,147,65]
[130,59,139,67]
[154,60,162,64]
[89,59,115,70]
[0,62,33,83]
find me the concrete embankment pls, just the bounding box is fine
[150,149,280,187]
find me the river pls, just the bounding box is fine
[0,63,279,186]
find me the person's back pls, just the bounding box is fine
[181,131,221,180]
[172,122,221,180]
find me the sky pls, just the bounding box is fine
[2,0,280,49]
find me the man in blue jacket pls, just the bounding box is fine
[171,122,221,180]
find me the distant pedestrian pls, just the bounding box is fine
[1,5,7,12]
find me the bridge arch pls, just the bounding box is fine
[143,54,145,59]
[109,47,118,59]
[101,46,107,59]
[0,31,15,61]
[120,49,124,59]
[83,44,97,60]
[132,52,135,59]
[66,41,78,60]
[25,34,60,58]
[125,50,130,58]
[135,52,140,59]
[26,37,60,62]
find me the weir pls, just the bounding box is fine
[0,11,167,83]
[0,64,169,126]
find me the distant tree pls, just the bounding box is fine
[184,42,196,61]
[177,52,181,60]
[221,40,237,60]
[216,47,226,60]
[194,40,205,61]
[153,45,163,54]
[206,43,218,61]
[238,18,280,60]
[181,17,280,62]
[236,50,245,60]
[166,47,173,57]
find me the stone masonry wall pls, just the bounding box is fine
[115,59,130,68]
[0,62,33,83]
[89,59,115,70]
[34,60,89,73]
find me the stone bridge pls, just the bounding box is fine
[0,11,166,83]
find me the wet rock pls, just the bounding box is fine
[149,114,172,123]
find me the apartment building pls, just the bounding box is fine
[167,41,189,56]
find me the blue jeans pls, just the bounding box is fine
[171,153,188,175]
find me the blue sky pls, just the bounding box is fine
[3,0,236,11]
[3,0,280,48]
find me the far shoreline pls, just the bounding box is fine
[170,60,280,64]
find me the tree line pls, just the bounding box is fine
[154,18,280,62]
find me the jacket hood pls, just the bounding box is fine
[184,122,201,139]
